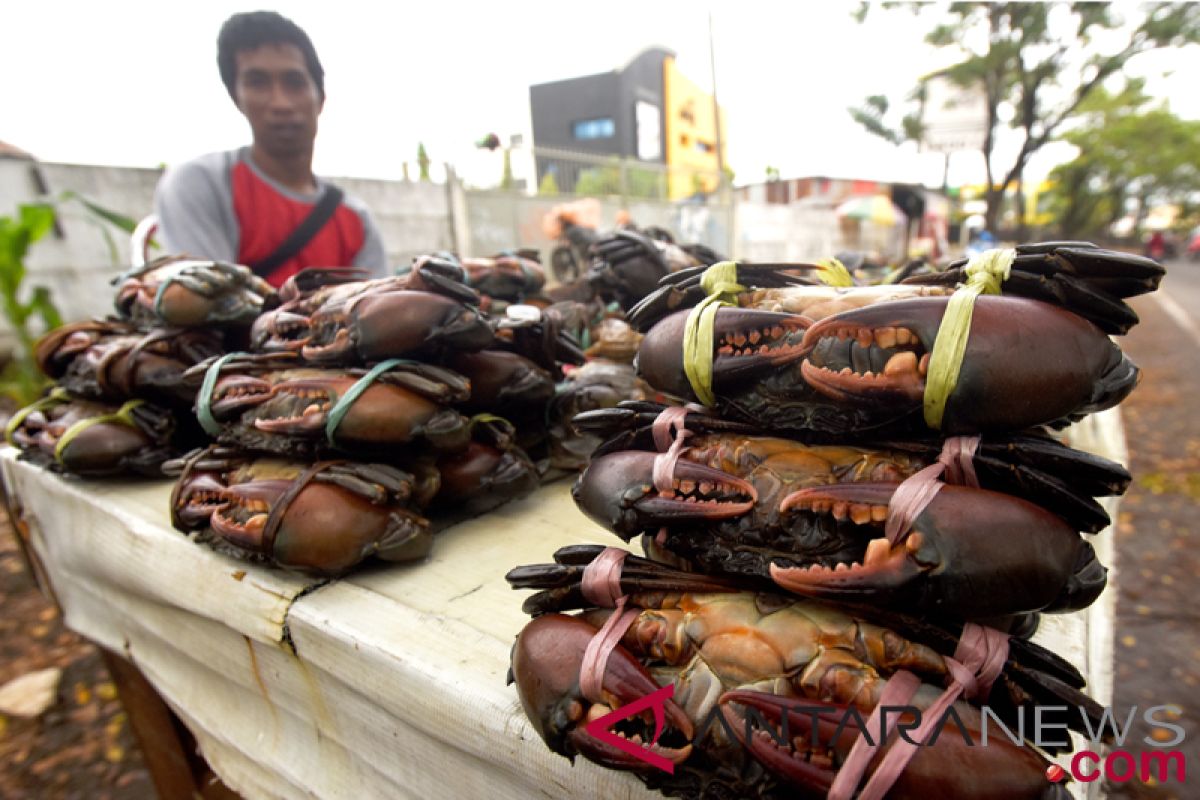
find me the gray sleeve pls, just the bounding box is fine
[349,203,389,278]
[153,153,239,262]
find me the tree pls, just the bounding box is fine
[538,171,560,196]
[850,3,1200,234]
[1045,82,1200,238]
[416,143,431,182]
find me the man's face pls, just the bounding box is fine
[233,43,323,159]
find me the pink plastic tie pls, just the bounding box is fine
[827,671,921,800]
[581,547,628,608]
[884,436,981,544]
[940,436,980,488]
[651,407,693,495]
[579,599,641,705]
[838,623,1010,800]
[578,547,641,705]
[652,406,691,451]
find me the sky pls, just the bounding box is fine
[5,1,1200,192]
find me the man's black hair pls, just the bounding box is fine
[217,11,325,100]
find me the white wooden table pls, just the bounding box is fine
[0,408,1124,800]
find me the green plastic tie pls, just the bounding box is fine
[923,248,1015,429]
[815,257,854,287]
[54,398,144,465]
[5,387,70,446]
[682,261,746,406]
[325,359,413,446]
[196,353,240,437]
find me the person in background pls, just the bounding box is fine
[153,11,387,287]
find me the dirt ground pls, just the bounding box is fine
[0,516,153,798]
[0,292,1197,798]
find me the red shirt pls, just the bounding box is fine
[232,160,367,287]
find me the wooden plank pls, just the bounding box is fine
[99,647,203,800]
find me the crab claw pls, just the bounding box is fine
[637,309,811,401]
[799,295,1136,434]
[250,310,312,352]
[511,614,693,771]
[211,375,275,416]
[720,690,1065,799]
[573,451,758,540]
[172,471,230,529]
[773,482,1103,618]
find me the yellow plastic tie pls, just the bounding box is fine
[467,412,511,432]
[923,249,1015,429]
[682,261,746,406]
[815,257,855,287]
[5,388,70,446]
[54,398,145,464]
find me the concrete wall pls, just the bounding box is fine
[0,158,841,334]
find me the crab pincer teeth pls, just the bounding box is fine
[639,460,758,518]
[779,483,896,516]
[211,377,274,415]
[719,691,843,793]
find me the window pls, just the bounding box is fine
[573,118,615,140]
[636,101,661,160]
[695,140,714,154]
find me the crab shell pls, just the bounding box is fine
[113,256,274,327]
[36,321,223,405]
[8,396,176,477]
[206,369,471,454]
[172,457,432,575]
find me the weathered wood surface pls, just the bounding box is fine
[0,408,1124,800]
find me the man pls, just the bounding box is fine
[154,11,387,287]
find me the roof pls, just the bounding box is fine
[0,139,34,160]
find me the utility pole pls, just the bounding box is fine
[708,11,725,195]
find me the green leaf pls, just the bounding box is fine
[57,191,139,233]
[27,286,63,330]
[18,204,56,244]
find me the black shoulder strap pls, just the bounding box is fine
[249,185,345,277]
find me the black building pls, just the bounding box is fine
[529,47,672,192]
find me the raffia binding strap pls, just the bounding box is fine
[884,435,980,546]
[923,248,1014,429]
[101,328,176,397]
[196,353,240,437]
[324,358,416,445]
[54,398,145,465]
[651,406,693,494]
[4,387,70,445]
[258,461,333,558]
[682,261,746,406]
[578,547,641,704]
[828,622,1010,800]
[814,257,855,287]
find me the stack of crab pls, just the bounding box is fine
[538,225,728,476]
[166,253,570,576]
[6,255,272,478]
[506,242,1164,799]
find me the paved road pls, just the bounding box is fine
[1106,260,1200,800]
[1160,257,1200,320]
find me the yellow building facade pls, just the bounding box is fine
[663,57,728,200]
